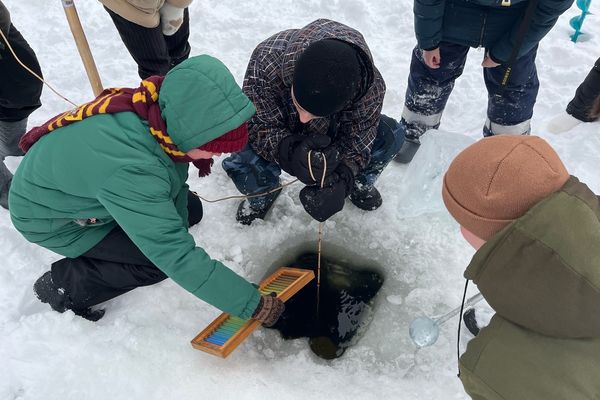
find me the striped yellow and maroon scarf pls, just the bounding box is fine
[20,76,192,163]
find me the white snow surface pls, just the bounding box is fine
[1,1,598,399]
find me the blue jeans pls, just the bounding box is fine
[222,115,403,208]
[402,42,539,139]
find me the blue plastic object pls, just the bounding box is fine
[570,0,592,42]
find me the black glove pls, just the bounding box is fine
[277,134,304,173]
[278,134,340,185]
[299,164,354,222]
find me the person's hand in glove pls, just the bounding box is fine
[252,292,285,327]
[159,3,185,36]
[299,163,355,222]
[278,134,340,185]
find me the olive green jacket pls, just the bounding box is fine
[459,176,600,399]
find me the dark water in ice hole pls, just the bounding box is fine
[270,253,384,360]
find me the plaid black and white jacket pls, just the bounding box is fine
[243,19,386,176]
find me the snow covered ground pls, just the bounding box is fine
[1,1,598,399]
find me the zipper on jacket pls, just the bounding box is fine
[478,12,488,48]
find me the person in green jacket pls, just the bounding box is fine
[9,55,284,325]
[442,135,600,399]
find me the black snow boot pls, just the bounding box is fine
[33,271,105,322]
[34,271,68,313]
[349,185,382,211]
[236,188,282,225]
[393,136,421,164]
[72,307,105,322]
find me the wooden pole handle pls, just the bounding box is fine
[61,0,103,96]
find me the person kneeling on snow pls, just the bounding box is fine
[222,19,404,225]
[442,135,600,399]
[9,55,284,325]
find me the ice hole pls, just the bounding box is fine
[235,131,477,373]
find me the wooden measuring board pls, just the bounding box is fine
[191,267,314,358]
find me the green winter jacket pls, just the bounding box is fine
[414,0,574,62]
[9,55,262,319]
[459,176,600,399]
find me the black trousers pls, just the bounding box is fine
[104,7,191,79]
[567,58,600,122]
[0,23,43,121]
[51,191,203,310]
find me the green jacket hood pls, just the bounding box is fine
[465,176,600,339]
[159,55,256,152]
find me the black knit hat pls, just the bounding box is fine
[292,39,363,117]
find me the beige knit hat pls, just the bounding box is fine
[442,135,570,240]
